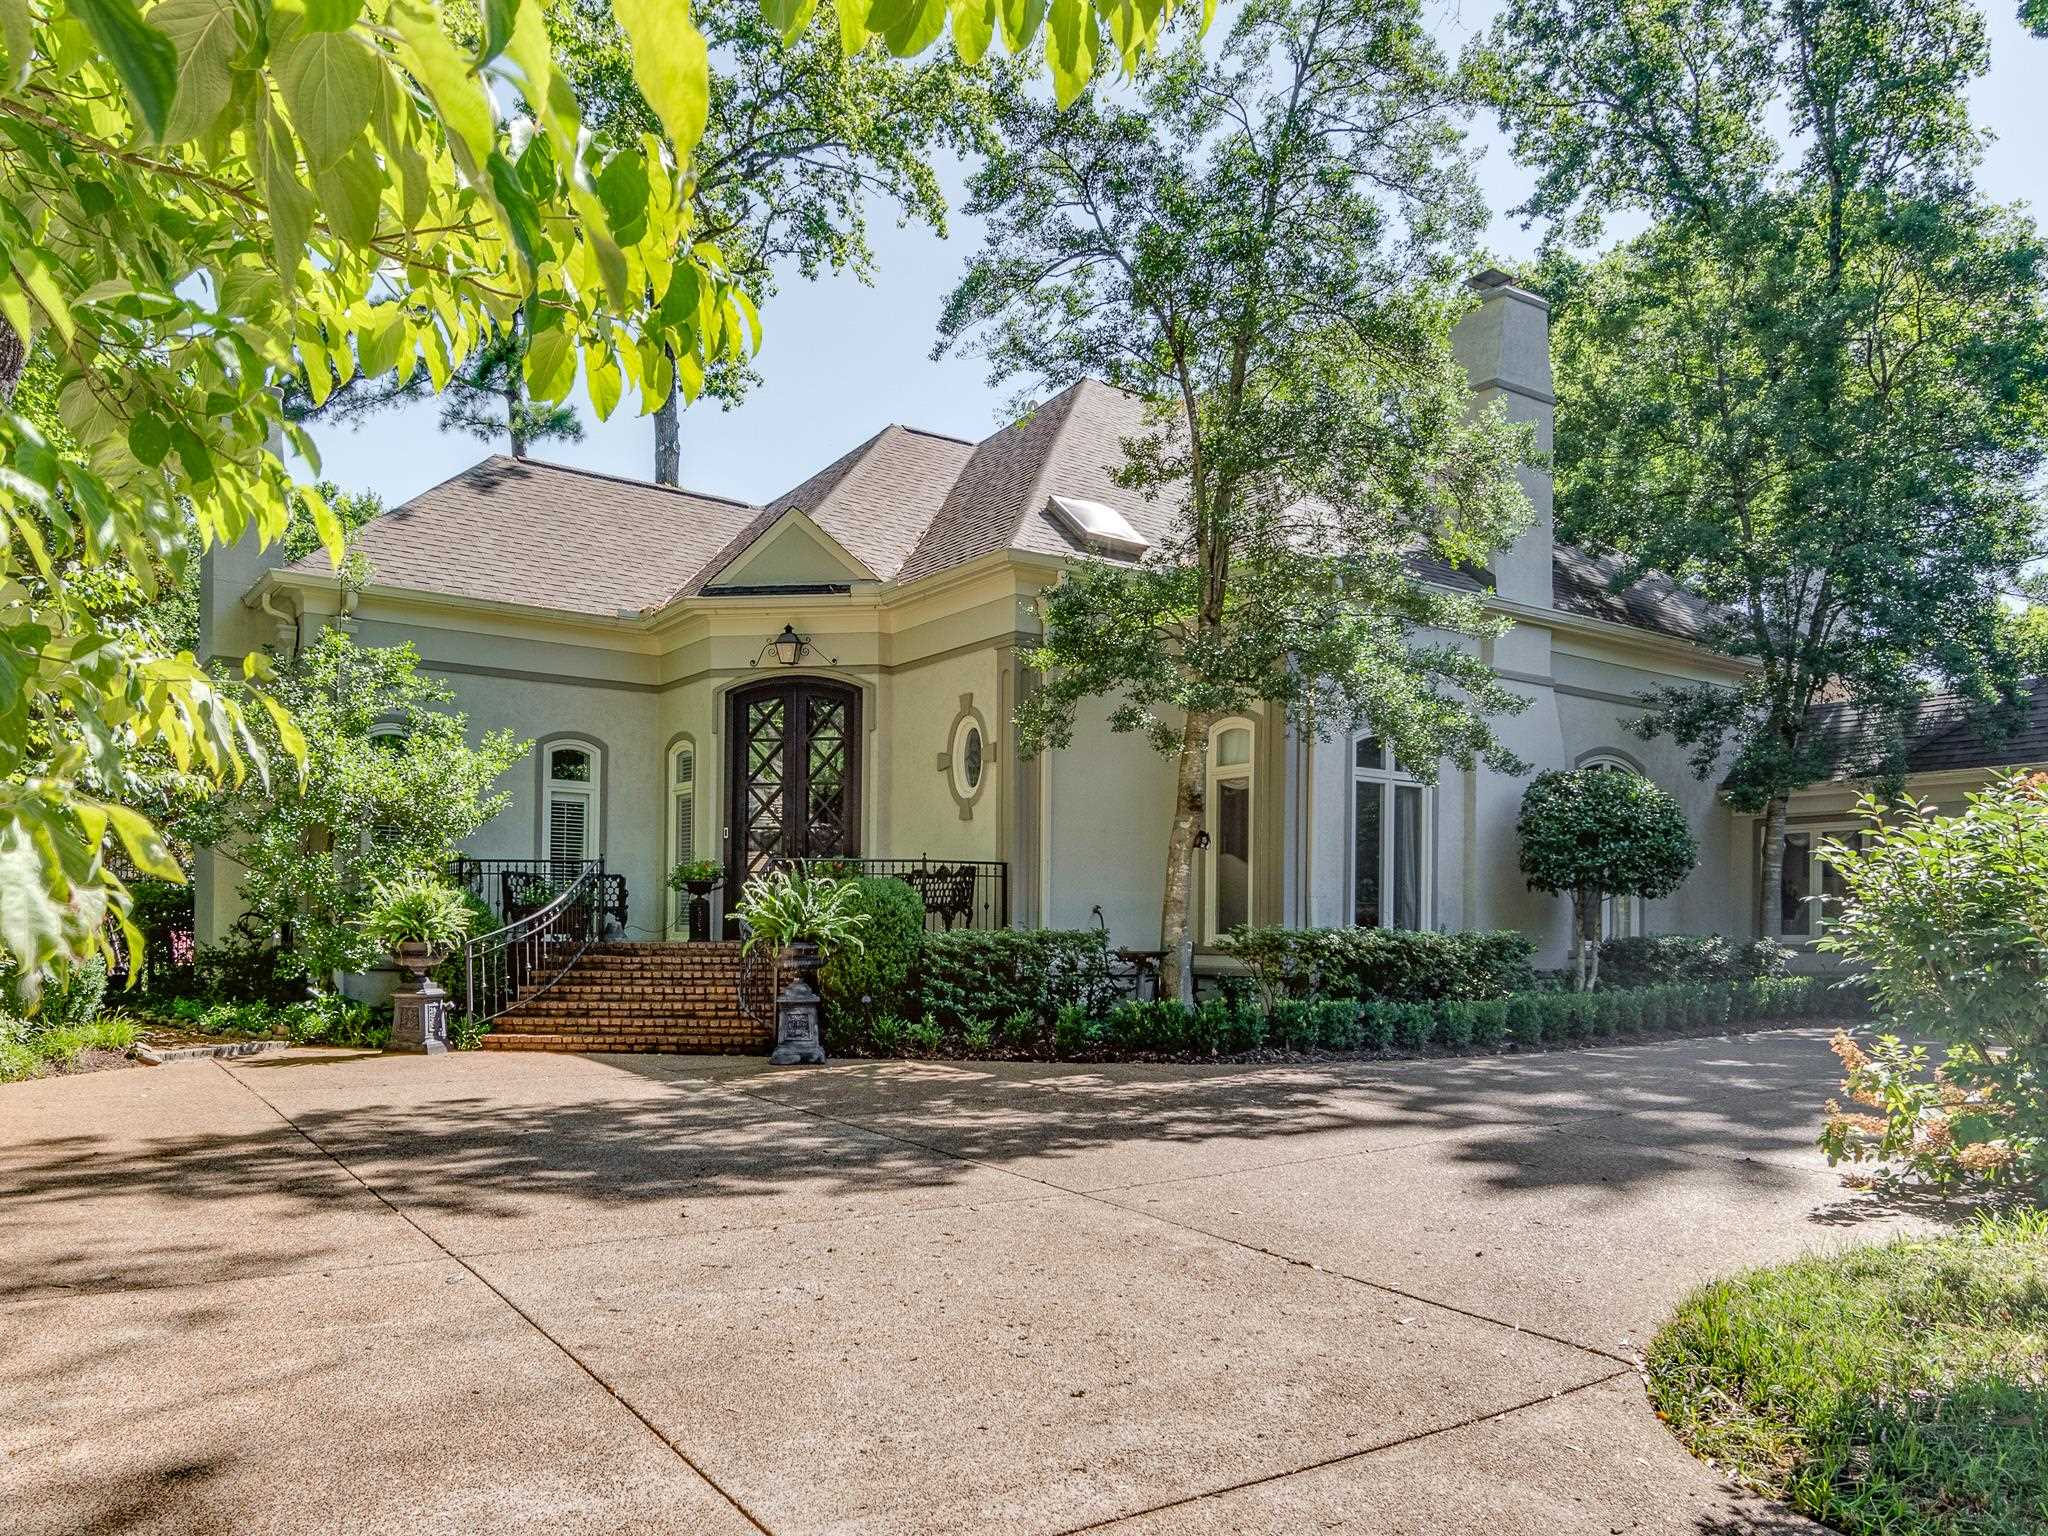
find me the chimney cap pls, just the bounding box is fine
[1466,266,1551,310]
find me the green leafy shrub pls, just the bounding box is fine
[1358,1002,1399,1051]
[818,878,926,1031]
[963,1017,996,1054]
[1099,1000,1197,1056]
[1,955,109,1029]
[1053,1005,1100,1059]
[904,1015,943,1056]
[1600,934,1793,989]
[1468,998,1509,1048]
[867,1015,908,1055]
[997,1008,1043,1054]
[920,930,1115,1030]
[1435,999,1476,1049]
[1219,926,1535,1005]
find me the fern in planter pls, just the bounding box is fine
[360,875,475,956]
[733,868,869,961]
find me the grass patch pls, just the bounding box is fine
[1648,1213,2048,1535]
[0,1015,139,1083]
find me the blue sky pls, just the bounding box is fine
[312,0,2048,512]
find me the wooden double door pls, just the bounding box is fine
[724,679,861,928]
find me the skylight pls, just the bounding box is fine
[1046,495,1149,558]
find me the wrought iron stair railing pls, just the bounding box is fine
[462,865,605,1023]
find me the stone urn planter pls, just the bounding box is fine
[389,942,450,1054]
[768,939,827,1066]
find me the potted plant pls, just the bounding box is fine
[362,874,476,977]
[733,868,868,1065]
[667,858,724,942]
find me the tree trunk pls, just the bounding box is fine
[1159,709,1215,1008]
[0,319,24,404]
[653,357,681,486]
[1759,794,1790,938]
[1582,889,1602,991]
[1570,888,1589,992]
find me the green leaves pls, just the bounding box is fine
[391,0,494,171]
[70,0,178,139]
[303,0,363,29]
[276,29,379,170]
[146,0,238,142]
[1044,0,1094,106]
[0,0,33,88]
[613,0,709,158]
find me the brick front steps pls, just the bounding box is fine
[480,941,774,1055]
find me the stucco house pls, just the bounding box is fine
[194,271,2044,1013]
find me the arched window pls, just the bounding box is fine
[1581,754,1645,938]
[1353,737,1431,930]
[1204,719,1255,939]
[543,740,601,873]
[364,724,408,850]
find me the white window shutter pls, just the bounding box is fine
[673,746,695,864]
[548,794,589,867]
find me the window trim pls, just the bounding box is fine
[536,734,605,867]
[1580,753,1647,940]
[1350,736,1433,931]
[666,735,697,934]
[1773,821,1864,941]
[1203,717,1256,941]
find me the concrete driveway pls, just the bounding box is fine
[2,1029,1935,1534]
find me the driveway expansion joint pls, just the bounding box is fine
[714,1079,1638,1370]
[1048,1367,1639,1534]
[214,1060,780,1536]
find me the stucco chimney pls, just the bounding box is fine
[198,521,287,664]
[1451,270,1555,611]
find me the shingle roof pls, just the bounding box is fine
[681,424,976,596]
[287,456,759,617]
[303,385,1737,644]
[1551,544,1722,644]
[1810,680,2048,780]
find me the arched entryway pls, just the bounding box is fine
[724,678,862,929]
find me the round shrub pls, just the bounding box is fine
[1518,768,1699,990]
[818,877,925,1030]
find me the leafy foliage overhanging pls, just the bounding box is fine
[0,0,1196,978]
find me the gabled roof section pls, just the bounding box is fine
[282,455,761,618]
[676,423,975,598]
[703,507,878,590]
[898,379,1169,586]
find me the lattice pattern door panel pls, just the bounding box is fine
[739,695,786,880]
[805,693,850,856]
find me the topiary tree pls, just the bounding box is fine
[1517,768,1698,991]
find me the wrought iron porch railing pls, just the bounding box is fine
[765,856,1008,932]
[449,858,628,933]
[461,865,605,1023]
